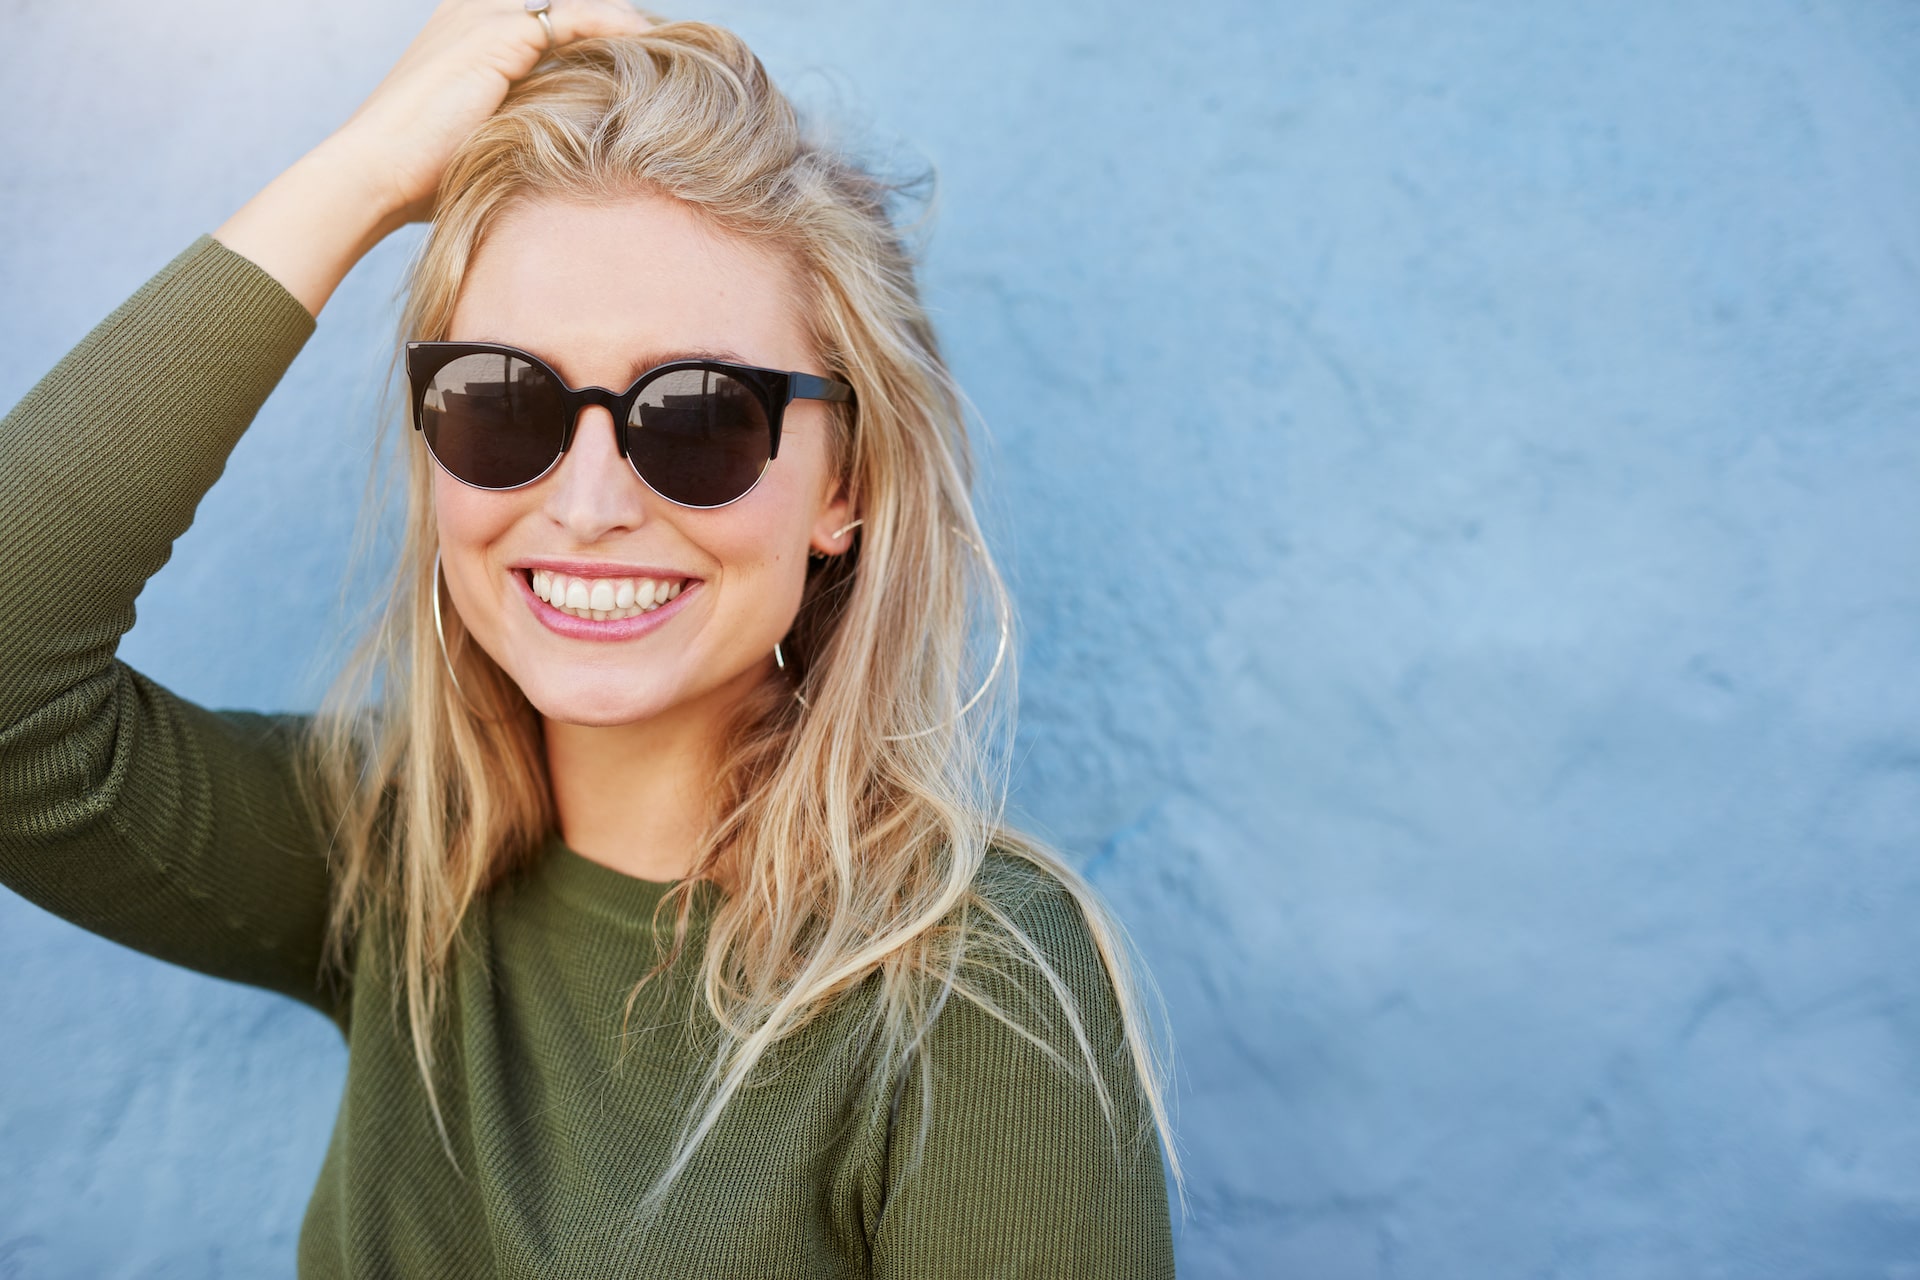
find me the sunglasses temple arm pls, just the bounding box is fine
[788,372,855,405]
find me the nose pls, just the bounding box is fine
[541,403,652,539]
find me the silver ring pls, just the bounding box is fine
[524,0,555,51]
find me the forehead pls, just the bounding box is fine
[446,192,811,380]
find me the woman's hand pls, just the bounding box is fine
[214,0,655,318]
[331,0,655,226]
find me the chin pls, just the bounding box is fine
[506,668,676,728]
[537,699,660,729]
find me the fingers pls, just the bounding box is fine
[542,0,659,45]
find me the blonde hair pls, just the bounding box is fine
[300,22,1180,1209]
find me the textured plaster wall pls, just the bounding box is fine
[4,1,1919,1276]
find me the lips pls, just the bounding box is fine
[513,567,699,642]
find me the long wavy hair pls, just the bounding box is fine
[298,22,1179,1208]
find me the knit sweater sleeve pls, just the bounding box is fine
[868,860,1178,1279]
[0,234,346,1026]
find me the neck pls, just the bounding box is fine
[542,667,765,885]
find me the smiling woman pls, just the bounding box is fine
[0,1,1176,1276]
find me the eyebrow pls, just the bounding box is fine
[450,338,763,382]
[625,348,757,378]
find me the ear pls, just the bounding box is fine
[808,474,859,558]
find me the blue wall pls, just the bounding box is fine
[5,2,1919,1275]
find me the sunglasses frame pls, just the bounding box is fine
[404,340,857,509]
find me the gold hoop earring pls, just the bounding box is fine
[773,639,826,713]
[434,549,502,722]
[774,525,1011,740]
[432,549,467,701]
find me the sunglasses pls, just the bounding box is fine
[405,340,857,508]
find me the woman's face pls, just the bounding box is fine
[434,193,852,730]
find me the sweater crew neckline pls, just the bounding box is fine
[536,830,720,923]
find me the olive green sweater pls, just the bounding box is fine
[0,236,1174,1278]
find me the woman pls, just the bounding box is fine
[0,1,1178,1274]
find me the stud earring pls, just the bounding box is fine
[810,517,865,562]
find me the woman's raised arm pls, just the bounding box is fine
[215,0,654,316]
[0,0,652,1025]
[0,237,344,1021]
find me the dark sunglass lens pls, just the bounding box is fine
[626,368,772,506]
[420,352,568,489]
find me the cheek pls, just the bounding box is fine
[674,457,834,681]
[434,475,522,614]
[701,491,812,633]
[435,473,521,545]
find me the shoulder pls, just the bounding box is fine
[932,846,1141,1086]
[967,848,1116,1006]
[869,846,1176,1276]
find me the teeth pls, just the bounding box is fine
[525,570,688,621]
